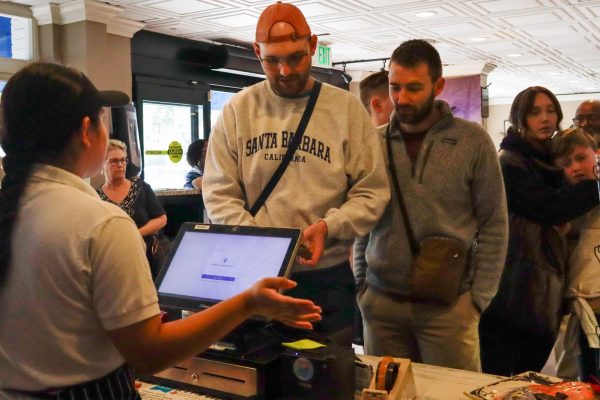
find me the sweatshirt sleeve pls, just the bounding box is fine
[202,104,256,226]
[501,160,599,226]
[469,133,509,312]
[321,108,390,240]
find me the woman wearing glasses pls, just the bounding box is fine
[97,139,167,278]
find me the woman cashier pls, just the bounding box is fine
[0,62,320,398]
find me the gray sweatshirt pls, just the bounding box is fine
[353,101,508,311]
[203,80,390,271]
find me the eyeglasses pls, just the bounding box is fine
[259,51,308,69]
[573,114,600,124]
[106,157,128,166]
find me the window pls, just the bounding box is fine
[210,90,235,128]
[140,90,237,189]
[142,101,203,189]
[134,77,210,189]
[0,80,6,157]
[0,13,33,60]
[0,4,37,158]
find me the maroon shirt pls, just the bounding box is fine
[401,129,428,164]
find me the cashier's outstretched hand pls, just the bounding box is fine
[247,277,322,329]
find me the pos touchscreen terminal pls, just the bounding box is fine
[155,222,302,312]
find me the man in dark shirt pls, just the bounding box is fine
[573,100,600,146]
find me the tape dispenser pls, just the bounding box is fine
[361,356,416,400]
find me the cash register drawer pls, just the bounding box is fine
[154,356,258,398]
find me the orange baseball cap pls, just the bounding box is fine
[255,2,311,43]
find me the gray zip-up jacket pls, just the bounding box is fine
[353,100,508,312]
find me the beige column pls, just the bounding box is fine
[32,0,144,97]
[32,1,144,186]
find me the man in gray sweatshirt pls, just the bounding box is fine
[354,39,508,371]
[203,2,389,344]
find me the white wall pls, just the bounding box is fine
[487,92,600,149]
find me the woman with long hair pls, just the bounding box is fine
[479,86,599,376]
[0,62,320,397]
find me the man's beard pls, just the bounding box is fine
[394,90,435,125]
[268,70,311,97]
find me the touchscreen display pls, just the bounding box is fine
[157,230,293,304]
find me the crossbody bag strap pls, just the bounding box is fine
[385,124,419,255]
[249,81,322,216]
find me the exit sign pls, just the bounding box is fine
[313,43,332,68]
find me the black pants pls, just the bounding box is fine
[578,315,600,383]
[479,312,555,376]
[284,261,356,345]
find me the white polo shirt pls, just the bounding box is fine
[0,164,160,391]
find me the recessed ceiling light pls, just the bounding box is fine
[549,72,563,75]
[416,11,437,18]
[569,80,580,84]
[470,37,487,42]
[508,53,522,58]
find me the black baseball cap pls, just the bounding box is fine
[78,71,130,110]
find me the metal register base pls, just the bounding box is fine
[144,348,281,400]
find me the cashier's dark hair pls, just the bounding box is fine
[0,62,103,285]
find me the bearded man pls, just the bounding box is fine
[353,39,508,371]
[573,100,600,146]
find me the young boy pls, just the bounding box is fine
[553,128,598,185]
[552,127,600,383]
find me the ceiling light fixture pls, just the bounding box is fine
[508,53,522,58]
[416,11,437,18]
[470,37,487,42]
